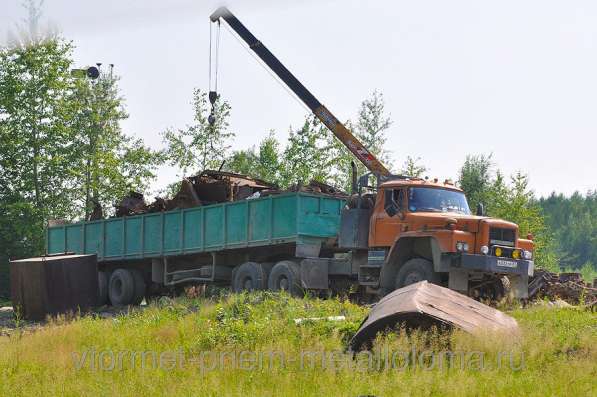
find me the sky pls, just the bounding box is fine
[1,0,596,197]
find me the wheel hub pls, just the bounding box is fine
[243,278,253,291]
[279,277,289,291]
[114,279,123,297]
[404,272,423,286]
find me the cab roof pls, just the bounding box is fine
[379,177,463,192]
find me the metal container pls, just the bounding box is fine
[10,254,99,321]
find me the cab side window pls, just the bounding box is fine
[384,188,404,216]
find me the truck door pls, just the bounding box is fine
[371,188,406,247]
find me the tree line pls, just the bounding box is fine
[1,2,594,296]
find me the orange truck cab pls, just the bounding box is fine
[338,176,534,299]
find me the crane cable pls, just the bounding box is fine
[208,20,221,125]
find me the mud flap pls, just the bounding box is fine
[448,268,468,293]
[508,274,529,299]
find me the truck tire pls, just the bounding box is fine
[395,258,440,289]
[232,262,269,292]
[130,269,147,305]
[98,271,109,305]
[109,268,136,307]
[268,260,302,296]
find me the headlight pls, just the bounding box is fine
[523,250,533,260]
[480,245,489,255]
[456,242,469,252]
[494,247,503,257]
[512,249,521,259]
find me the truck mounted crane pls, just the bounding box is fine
[209,7,390,178]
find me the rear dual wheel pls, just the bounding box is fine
[232,262,270,292]
[268,260,302,296]
[232,260,303,296]
[108,268,146,307]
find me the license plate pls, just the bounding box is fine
[497,259,517,268]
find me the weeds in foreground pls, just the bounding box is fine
[0,292,594,397]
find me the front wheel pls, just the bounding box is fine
[394,258,440,289]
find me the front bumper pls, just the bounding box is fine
[449,253,534,277]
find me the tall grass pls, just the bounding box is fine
[0,292,595,396]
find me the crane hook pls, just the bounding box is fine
[208,91,218,126]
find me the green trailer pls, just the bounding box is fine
[46,192,354,305]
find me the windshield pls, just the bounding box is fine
[408,187,471,215]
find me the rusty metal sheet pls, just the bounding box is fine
[10,254,99,321]
[350,281,519,351]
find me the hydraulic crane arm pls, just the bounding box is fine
[210,7,391,177]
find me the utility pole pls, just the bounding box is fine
[71,63,114,220]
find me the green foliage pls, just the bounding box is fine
[224,91,393,192]
[0,294,595,396]
[400,156,427,177]
[279,116,335,188]
[0,3,162,295]
[326,90,393,190]
[539,191,597,272]
[226,132,283,185]
[162,89,233,176]
[0,37,77,282]
[353,90,393,168]
[458,155,558,271]
[67,70,162,218]
[579,262,596,284]
[458,154,494,212]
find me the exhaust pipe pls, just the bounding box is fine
[351,161,358,194]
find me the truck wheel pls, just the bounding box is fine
[395,258,440,289]
[109,268,136,307]
[232,262,269,292]
[98,271,109,305]
[130,269,147,305]
[268,260,302,296]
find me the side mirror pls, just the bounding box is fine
[385,202,398,217]
[476,203,485,216]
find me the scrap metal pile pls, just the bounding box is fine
[528,270,597,306]
[108,170,347,219]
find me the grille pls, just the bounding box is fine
[489,228,516,246]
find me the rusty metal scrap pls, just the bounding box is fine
[528,270,597,305]
[189,170,276,204]
[112,172,347,219]
[115,191,147,217]
[167,178,202,209]
[289,180,348,197]
[349,281,519,351]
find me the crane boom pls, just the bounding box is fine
[210,7,391,177]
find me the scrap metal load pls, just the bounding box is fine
[111,170,347,219]
[528,270,597,306]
